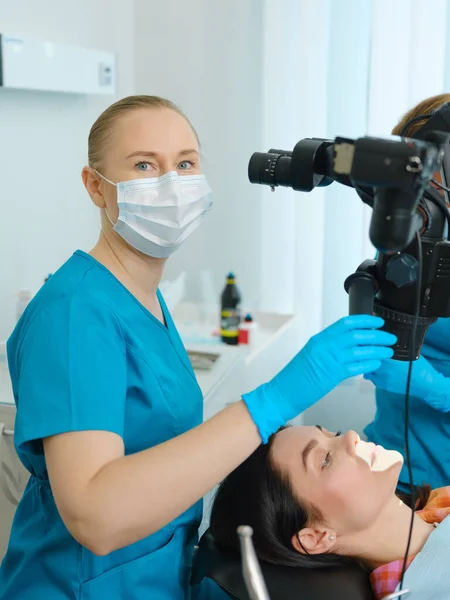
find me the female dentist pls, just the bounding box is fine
[0,95,396,600]
[365,93,450,496]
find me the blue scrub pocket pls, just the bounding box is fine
[80,530,189,600]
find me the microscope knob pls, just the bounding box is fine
[385,254,418,288]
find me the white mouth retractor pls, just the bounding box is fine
[355,438,403,471]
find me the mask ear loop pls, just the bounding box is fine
[94,169,117,187]
[94,169,118,226]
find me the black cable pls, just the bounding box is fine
[398,231,422,591]
[424,185,450,240]
[427,182,450,239]
[432,178,450,193]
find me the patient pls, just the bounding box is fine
[209,426,450,599]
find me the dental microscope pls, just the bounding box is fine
[248,109,450,360]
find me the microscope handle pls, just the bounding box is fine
[344,271,378,315]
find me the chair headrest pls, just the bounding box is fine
[192,530,375,600]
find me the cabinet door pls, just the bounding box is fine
[0,404,29,559]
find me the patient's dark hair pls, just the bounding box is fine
[396,485,431,511]
[210,427,366,571]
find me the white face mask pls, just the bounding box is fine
[96,170,213,258]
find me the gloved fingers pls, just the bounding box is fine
[345,329,397,347]
[328,315,385,334]
[347,346,395,361]
[346,359,382,376]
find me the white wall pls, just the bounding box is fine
[0,0,135,340]
[135,0,265,312]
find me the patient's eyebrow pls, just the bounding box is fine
[302,439,319,471]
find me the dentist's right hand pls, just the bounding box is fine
[242,315,396,443]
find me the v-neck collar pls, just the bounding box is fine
[74,250,198,384]
[75,250,169,334]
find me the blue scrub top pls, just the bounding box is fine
[0,251,227,600]
[365,317,450,491]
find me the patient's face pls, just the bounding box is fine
[270,426,402,535]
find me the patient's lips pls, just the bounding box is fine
[355,440,403,471]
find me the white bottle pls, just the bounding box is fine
[16,289,32,322]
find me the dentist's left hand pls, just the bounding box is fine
[242,315,397,443]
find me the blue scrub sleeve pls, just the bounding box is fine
[13,296,127,459]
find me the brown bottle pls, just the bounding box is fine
[220,273,242,345]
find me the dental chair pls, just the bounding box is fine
[192,529,375,600]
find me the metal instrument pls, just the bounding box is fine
[237,525,270,600]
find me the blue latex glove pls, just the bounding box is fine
[243,315,396,443]
[364,355,450,412]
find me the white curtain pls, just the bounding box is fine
[363,0,449,257]
[259,0,371,339]
[259,0,331,340]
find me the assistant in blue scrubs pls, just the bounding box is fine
[365,318,450,491]
[364,94,450,493]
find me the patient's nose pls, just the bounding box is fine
[344,430,360,455]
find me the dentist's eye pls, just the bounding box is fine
[178,160,195,170]
[135,161,154,171]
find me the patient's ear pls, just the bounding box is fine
[292,526,337,555]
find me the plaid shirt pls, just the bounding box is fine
[370,486,450,599]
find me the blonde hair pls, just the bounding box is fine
[392,93,450,137]
[88,95,199,170]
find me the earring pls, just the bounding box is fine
[329,535,335,541]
